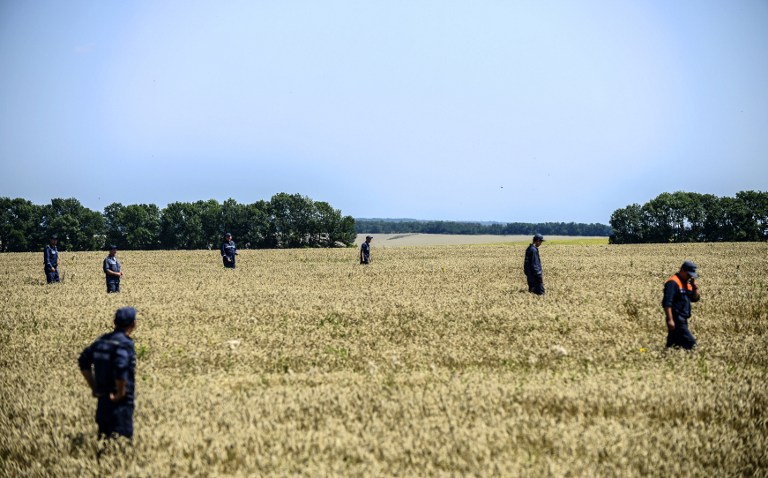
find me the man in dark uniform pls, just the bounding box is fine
[523,233,545,295]
[662,260,701,350]
[44,234,60,283]
[360,235,372,264]
[78,307,138,439]
[103,245,123,293]
[221,233,238,268]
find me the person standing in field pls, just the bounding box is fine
[221,233,238,268]
[662,260,701,350]
[78,307,138,439]
[103,245,123,293]
[360,235,373,264]
[523,233,545,295]
[44,234,60,283]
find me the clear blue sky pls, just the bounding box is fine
[1,1,766,223]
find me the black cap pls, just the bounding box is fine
[109,244,118,250]
[50,234,58,240]
[533,233,545,242]
[114,307,137,328]
[681,260,698,278]
[366,235,373,239]
[225,232,232,237]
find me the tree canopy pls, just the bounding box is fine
[0,194,356,252]
[609,191,768,244]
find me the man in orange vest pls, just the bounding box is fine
[662,261,700,350]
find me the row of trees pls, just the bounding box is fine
[355,219,612,236]
[609,191,768,244]
[0,194,356,252]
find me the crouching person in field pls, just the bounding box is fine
[79,307,138,439]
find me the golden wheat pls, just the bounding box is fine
[1,242,766,477]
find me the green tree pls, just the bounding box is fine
[41,198,104,250]
[221,198,248,244]
[105,203,162,250]
[0,197,43,252]
[314,201,356,247]
[641,193,680,243]
[610,190,768,244]
[735,190,768,241]
[103,203,127,249]
[1,194,358,251]
[195,199,223,248]
[679,192,709,242]
[270,193,315,248]
[245,200,275,249]
[125,204,161,249]
[609,204,645,244]
[219,199,274,249]
[160,202,205,249]
[719,197,749,241]
[696,194,724,242]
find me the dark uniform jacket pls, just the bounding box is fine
[44,245,58,271]
[524,244,542,278]
[221,241,237,260]
[78,330,136,406]
[662,274,698,320]
[360,242,371,263]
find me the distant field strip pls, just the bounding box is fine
[355,233,609,247]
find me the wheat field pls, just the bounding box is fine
[1,242,766,477]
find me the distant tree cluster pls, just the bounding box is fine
[355,219,612,236]
[0,193,356,252]
[609,191,768,244]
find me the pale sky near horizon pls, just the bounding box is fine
[1,1,766,224]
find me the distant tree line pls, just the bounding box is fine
[609,191,768,244]
[0,193,356,252]
[355,219,612,236]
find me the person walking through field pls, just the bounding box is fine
[360,235,372,264]
[78,307,138,439]
[103,245,123,293]
[44,234,60,283]
[662,260,701,350]
[523,234,545,295]
[221,233,238,268]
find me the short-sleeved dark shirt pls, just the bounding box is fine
[78,330,136,405]
[103,255,121,277]
[44,245,58,269]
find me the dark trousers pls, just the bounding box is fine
[526,275,545,295]
[666,317,697,350]
[223,257,236,268]
[45,268,60,283]
[96,398,134,439]
[106,279,120,293]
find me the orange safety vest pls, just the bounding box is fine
[666,274,692,291]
